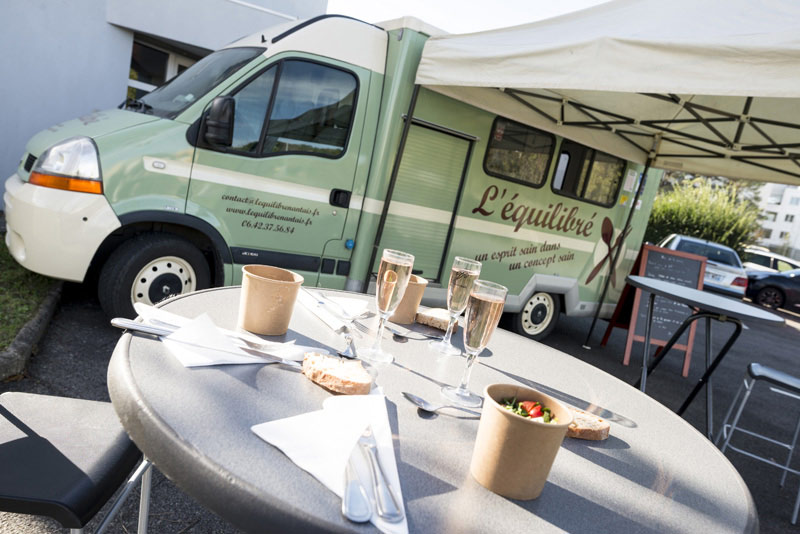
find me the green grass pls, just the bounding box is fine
[0,231,54,351]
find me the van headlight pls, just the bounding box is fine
[29,136,103,194]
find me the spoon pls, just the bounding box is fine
[401,392,481,416]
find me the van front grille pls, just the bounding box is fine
[23,153,36,172]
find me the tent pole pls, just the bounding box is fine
[582,148,657,349]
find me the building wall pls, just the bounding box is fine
[0,0,133,210]
[106,0,325,52]
[757,183,800,259]
[0,0,326,209]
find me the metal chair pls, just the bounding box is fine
[715,363,800,524]
[0,392,152,533]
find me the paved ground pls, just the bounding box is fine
[2,281,800,533]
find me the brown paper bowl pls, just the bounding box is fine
[470,383,573,500]
[237,265,303,335]
[390,274,428,324]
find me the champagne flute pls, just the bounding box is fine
[360,249,414,363]
[441,280,507,407]
[429,257,482,356]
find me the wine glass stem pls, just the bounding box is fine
[371,314,388,352]
[442,313,458,346]
[457,349,479,393]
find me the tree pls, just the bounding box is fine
[644,174,761,255]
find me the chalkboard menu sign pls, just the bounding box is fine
[622,245,707,377]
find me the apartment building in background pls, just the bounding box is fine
[0,0,327,208]
[757,183,800,259]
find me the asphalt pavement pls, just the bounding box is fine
[2,281,800,533]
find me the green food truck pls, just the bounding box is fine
[3,15,661,339]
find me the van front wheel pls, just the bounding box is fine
[98,234,211,318]
[512,292,560,341]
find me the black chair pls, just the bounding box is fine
[716,363,800,524]
[0,392,151,533]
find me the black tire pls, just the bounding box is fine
[98,234,211,318]
[512,291,561,341]
[756,286,785,309]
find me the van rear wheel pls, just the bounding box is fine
[98,234,211,318]
[512,292,560,341]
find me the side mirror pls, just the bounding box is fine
[204,96,235,146]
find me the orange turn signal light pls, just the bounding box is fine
[29,171,103,194]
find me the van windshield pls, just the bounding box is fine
[137,47,265,119]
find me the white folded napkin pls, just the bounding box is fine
[134,302,280,349]
[297,289,370,330]
[161,314,324,367]
[252,393,408,534]
[326,295,369,318]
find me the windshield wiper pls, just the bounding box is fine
[119,98,154,114]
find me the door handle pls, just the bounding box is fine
[330,189,351,208]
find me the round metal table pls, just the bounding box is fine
[627,275,784,439]
[108,287,758,533]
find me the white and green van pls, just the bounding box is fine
[3,15,661,339]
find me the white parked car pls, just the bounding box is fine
[741,246,800,273]
[658,234,748,298]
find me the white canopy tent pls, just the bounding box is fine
[416,0,800,185]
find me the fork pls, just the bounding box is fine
[336,325,358,359]
[353,320,442,341]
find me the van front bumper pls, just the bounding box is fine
[3,173,121,282]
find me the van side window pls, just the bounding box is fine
[552,140,624,207]
[263,60,357,157]
[484,117,554,187]
[231,66,276,153]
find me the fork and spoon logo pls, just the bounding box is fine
[585,217,631,288]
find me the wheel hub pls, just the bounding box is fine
[131,256,196,306]
[148,273,184,303]
[522,293,555,335]
[530,303,548,325]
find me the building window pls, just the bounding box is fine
[768,184,787,204]
[787,214,795,223]
[552,140,625,207]
[780,231,790,239]
[763,229,773,239]
[790,197,800,206]
[484,117,554,188]
[764,211,777,222]
[127,41,195,100]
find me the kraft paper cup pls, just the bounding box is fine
[237,265,303,335]
[470,384,573,500]
[390,274,428,324]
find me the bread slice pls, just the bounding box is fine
[416,308,458,332]
[302,352,372,395]
[566,408,610,440]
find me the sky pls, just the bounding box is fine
[326,0,611,34]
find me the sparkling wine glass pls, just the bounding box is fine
[360,249,414,363]
[441,280,507,407]
[429,257,481,356]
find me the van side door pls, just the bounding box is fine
[187,57,369,285]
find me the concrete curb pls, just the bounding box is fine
[0,281,62,380]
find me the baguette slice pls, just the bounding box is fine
[416,308,458,332]
[302,352,372,395]
[566,408,610,440]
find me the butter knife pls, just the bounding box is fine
[342,446,371,523]
[358,425,404,523]
[110,318,302,369]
